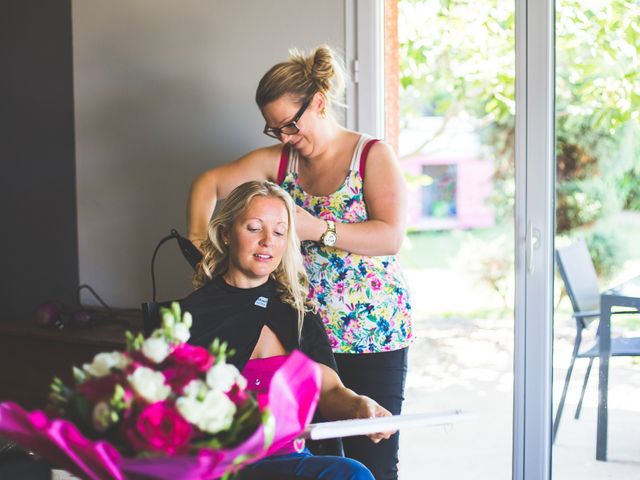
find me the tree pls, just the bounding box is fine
[398,0,640,278]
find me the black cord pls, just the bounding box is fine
[151,231,180,301]
[76,284,131,326]
[76,284,113,314]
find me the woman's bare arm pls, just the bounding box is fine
[187,145,281,248]
[295,141,408,256]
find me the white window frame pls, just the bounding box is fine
[513,0,555,478]
[344,0,384,138]
[350,0,556,478]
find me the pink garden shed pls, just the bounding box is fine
[399,116,495,230]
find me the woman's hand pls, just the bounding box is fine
[294,206,325,242]
[351,395,395,443]
[292,141,408,255]
[317,364,396,443]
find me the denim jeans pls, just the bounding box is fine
[243,448,374,480]
[334,348,409,480]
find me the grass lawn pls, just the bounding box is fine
[399,221,513,270]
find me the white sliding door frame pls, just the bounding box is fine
[513,0,555,478]
[344,0,384,137]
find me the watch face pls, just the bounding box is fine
[323,231,337,246]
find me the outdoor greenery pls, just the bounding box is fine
[398,0,640,283]
[400,211,640,318]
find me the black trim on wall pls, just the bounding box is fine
[0,1,79,321]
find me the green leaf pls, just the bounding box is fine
[261,410,275,450]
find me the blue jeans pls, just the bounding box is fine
[243,448,374,480]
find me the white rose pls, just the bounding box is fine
[83,351,129,377]
[206,363,247,392]
[142,337,170,364]
[182,379,206,398]
[172,323,190,343]
[128,366,170,403]
[175,396,204,425]
[176,389,236,434]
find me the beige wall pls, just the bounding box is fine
[72,1,346,307]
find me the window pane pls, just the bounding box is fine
[552,0,640,477]
[392,1,515,478]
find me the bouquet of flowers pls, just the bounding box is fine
[0,303,321,479]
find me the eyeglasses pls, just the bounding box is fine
[263,98,311,139]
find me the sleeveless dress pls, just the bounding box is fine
[279,135,413,354]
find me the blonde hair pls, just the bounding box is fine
[194,181,309,336]
[255,44,345,113]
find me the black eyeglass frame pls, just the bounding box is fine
[263,97,312,139]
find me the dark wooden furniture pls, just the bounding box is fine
[0,311,142,410]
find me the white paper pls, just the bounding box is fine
[302,410,472,440]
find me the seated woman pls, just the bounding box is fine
[181,180,392,480]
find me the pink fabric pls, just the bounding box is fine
[0,350,320,480]
[243,355,288,395]
[359,138,380,182]
[242,355,301,455]
[277,145,291,184]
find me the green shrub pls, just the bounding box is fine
[583,230,625,281]
[556,178,619,234]
[618,169,640,211]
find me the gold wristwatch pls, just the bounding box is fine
[320,220,337,247]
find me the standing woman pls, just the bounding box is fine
[188,45,413,480]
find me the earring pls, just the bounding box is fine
[320,108,327,119]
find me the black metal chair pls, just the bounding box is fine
[553,238,640,443]
[141,300,170,337]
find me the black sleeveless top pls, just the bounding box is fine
[182,276,338,373]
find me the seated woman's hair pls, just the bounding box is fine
[194,181,309,333]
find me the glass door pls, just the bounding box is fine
[391,1,516,478]
[358,0,632,477]
[551,0,640,477]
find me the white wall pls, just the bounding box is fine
[72,1,346,307]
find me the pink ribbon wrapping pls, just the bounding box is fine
[0,350,321,480]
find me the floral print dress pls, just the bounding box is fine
[280,135,413,354]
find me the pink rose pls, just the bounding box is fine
[227,384,249,406]
[128,351,155,369]
[169,344,214,372]
[122,402,192,455]
[77,373,119,402]
[162,365,199,393]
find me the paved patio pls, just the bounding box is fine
[398,311,640,479]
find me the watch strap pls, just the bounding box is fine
[320,220,336,245]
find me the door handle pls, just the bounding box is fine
[527,221,541,274]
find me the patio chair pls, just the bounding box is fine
[552,238,640,443]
